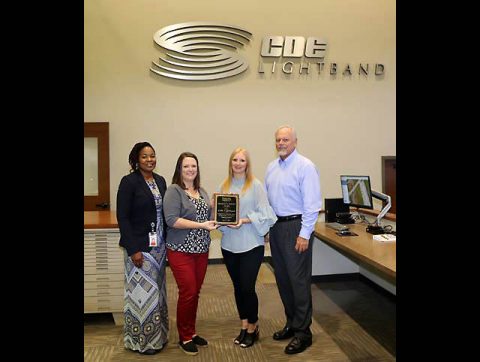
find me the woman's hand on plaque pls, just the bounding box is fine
[227,218,244,229]
[202,220,218,231]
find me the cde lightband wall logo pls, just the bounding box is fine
[150,22,385,81]
[150,22,252,81]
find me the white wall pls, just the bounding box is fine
[84,0,395,210]
[312,237,360,275]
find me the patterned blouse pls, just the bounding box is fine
[146,179,165,243]
[166,193,211,253]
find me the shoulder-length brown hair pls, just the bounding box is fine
[220,147,254,194]
[171,152,201,190]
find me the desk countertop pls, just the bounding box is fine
[314,222,396,279]
[84,211,118,229]
[84,213,396,279]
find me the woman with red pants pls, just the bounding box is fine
[163,152,218,356]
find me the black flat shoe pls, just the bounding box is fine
[273,326,294,340]
[178,341,199,356]
[234,328,247,344]
[192,334,208,347]
[240,326,259,348]
[284,337,312,354]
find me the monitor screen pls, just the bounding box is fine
[340,175,373,209]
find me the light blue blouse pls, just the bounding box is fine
[218,178,277,253]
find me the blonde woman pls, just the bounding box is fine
[217,148,277,348]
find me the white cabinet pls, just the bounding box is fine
[84,229,124,315]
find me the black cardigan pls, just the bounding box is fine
[116,171,167,256]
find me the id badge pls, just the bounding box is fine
[149,232,158,247]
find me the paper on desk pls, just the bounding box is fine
[373,234,396,242]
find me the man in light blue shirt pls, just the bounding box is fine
[265,125,321,355]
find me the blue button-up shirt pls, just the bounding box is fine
[265,149,322,239]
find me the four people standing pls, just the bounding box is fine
[116,142,169,355]
[115,128,321,356]
[265,126,322,354]
[217,148,277,348]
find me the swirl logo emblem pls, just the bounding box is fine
[150,22,252,81]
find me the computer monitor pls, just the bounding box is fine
[324,198,350,222]
[340,175,373,209]
[340,175,392,234]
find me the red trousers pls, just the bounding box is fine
[166,249,208,342]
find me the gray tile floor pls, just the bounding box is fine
[312,276,396,359]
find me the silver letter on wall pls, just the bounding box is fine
[261,36,284,57]
[282,61,294,74]
[283,37,305,57]
[375,64,385,75]
[305,37,327,58]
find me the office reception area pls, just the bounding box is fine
[84,0,395,360]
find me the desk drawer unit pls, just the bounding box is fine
[84,229,124,313]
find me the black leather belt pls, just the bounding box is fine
[276,214,302,222]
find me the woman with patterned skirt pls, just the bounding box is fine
[163,152,218,356]
[116,142,169,355]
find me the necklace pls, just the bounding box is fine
[185,189,199,199]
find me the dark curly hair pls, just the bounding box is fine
[172,152,200,190]
[128,142,155,172]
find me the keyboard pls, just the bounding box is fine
[325,222,349,231]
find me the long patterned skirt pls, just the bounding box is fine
[123,244,169,352]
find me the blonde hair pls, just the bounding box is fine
[220,147,254,195]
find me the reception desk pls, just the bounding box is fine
[84,211,124,324]
[84,210,118,229]
[314,222,396,279]
[313,221,396,294]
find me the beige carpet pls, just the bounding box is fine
[85,263,394,361]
